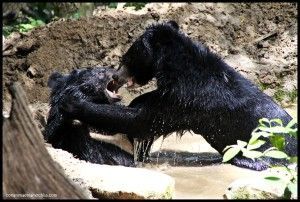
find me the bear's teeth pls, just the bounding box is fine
[105,89,122,99]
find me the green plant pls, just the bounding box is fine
[287,89,297,103]
[273,89,285,102]
[3,17,45,36]
[124,2,147,10]
[223,118,297,199]
[258,82,271,91]
[70,12,81,20]
[18,17,45,33]
[108,3,118,9]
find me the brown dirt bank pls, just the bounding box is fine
[3,3,297,111]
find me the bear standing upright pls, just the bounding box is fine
[59,21,297,171]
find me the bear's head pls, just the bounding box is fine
[113,21,180,86]
[48,67,123,106]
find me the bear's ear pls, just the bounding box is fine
[154,28,173,47]
[167,20,179,30]
[153,21,179,47]
[48,72,64,89]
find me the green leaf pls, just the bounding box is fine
[222,145,234,152]
[255,129,274,137]
[249,132,262,144]
[289,156,298,163]
[288,130,298,138]
[71,12,81,19]
[264,150,288,159]
[242,149,263,160]
[270,135,285,151]
[270,118,283,126]
[258,126,290,134]
[263,147,277,153]
[33,19,45,26]
[286,119,297,129]
[237,140,247,148]
[108,2,118,8]
[259,118,270,127]
[264,176,281,181]
[20,24,35,30]
[247,139,266,150]
[222,147,241,162]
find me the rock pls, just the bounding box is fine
[261,41,270,48]
[27,65,44,78]
[228,47,240,54]
[27,66,37,77]
[224,178,287,199]
[257,41,270,49]
[46,146,175,199]
[151,12,160,21]
[259,58,269,65]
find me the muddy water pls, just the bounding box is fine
[140,105,297,199]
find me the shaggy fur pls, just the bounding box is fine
[60,21,297,170]
[45,67,134,166]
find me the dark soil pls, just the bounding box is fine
[3,3,297,111]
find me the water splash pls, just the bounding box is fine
[154,137,165,165]
[134,138,156,165]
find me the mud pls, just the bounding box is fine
[3,3,297,112]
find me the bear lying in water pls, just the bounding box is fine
[44,66,134,166]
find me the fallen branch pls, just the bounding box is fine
[252,30,278,44]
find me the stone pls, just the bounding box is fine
[27,66,37,77]
[46,146,175,199]
[224,178,286,199]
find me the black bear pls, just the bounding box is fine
[59,21,297,170]
[45,66,134,166]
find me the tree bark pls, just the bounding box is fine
[3,82,88,199]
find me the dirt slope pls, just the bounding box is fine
[3,3,297,111]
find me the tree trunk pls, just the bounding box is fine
[3,82,88,199]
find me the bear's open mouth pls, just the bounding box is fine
[105,80,122,101]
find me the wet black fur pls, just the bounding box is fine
[45,67,134,166]
[60,22,297,170]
